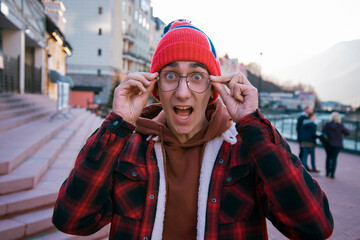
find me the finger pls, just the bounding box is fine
[125,72,158,87]
[140,80,157,100]
[210,72,248,91]
[237,72,252,86]
[209,73,236,84]
[211,81,230,101]
[231,84,245,103]
[123,79,147,94]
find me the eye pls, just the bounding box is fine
[192,73,204,81]
[165,72,176,80]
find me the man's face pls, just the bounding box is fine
[157,61,213,143]
[306,106,314,115]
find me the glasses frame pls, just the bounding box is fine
[157,70,211,94]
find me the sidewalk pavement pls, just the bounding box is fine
[267,141,360,240]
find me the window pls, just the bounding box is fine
[122,1,126,11]
[98,28,102,35]
[98,49,102,56]
[97,69,102,76]
[98,7,102,14]
[134,10,138,21]
[122,20,127,33]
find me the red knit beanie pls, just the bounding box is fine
[150,20,221,105]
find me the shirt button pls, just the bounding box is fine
[132,171,137,177]
[150,155,155,160]
[219,159,224,164]
[113,120,119,126]
[150,194,154,199]
[211,198,217,203]
[226,176,232,182]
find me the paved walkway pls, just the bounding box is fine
[267,141,360,240]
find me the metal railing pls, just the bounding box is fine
[265,113,360,154]
[25,64,42,93]
[0,55,20,93]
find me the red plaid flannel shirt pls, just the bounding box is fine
[52,109,333,239]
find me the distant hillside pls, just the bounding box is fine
[247,70,284,92]
[275,39,360,105]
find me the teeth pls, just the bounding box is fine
[176,106,191,109]
[177,115,189,119]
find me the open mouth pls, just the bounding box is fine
[174,106,193,119]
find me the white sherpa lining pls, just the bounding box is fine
[150,123,237,240]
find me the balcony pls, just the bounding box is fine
[123,32,135,43]
[123,51,150,65]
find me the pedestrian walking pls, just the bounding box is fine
[300,113,320,172]
[52,19,333,240]
[296,104,314,162]
[322,112,350,178]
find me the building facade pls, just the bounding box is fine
[0,0,72,101]
[61,0,164,107]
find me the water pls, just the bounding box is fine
[264,113,360,154]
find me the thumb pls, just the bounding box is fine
[211,81,229,101]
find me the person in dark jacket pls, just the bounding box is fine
[296,104,314,162]
[300,113,320,172]
[322,112,350,178]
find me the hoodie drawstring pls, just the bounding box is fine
[160,126,169,194]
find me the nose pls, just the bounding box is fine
[175,77,191,98]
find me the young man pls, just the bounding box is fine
[52,20,333,240]
[300,113,320,172]
[296,104,314,164]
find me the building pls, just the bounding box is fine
[259,90,316,110]
[321,101,352,113]
[0,0,72,101]
[61,0,163,108]
[219,54,247,76]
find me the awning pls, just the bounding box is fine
[49,70,74,87]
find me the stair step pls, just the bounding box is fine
[0,95,22,104]
[0,110,90,195]
[0,108,55,134]
[0,101,34,111]
[0,105,45,121]
[0,207,53,240]
[0,109,83,175]
[0,219,25,240]
[0,110,104,239]
[0,112,99,217]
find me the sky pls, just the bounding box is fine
[151,0,360,81]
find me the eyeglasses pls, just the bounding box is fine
[157,71,211,93]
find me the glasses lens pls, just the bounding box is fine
[187,72,210,93]
[159,71,179,91]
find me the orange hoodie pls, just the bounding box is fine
[136,100,232,240]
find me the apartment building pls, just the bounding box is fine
[0,0,72,101]
[61,0,164,108]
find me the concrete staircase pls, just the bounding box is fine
[0,94,109,240]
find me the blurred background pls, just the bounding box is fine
[0,0,359,239]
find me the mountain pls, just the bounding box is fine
[275,39,360,106]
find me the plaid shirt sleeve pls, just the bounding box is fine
[52,112,136,235]
[236,109,334,240]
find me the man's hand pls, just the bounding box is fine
[112,72,158,124]
[210,72,258,122]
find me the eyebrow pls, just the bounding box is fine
[163,62,208,71]
[189,62,208,71]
